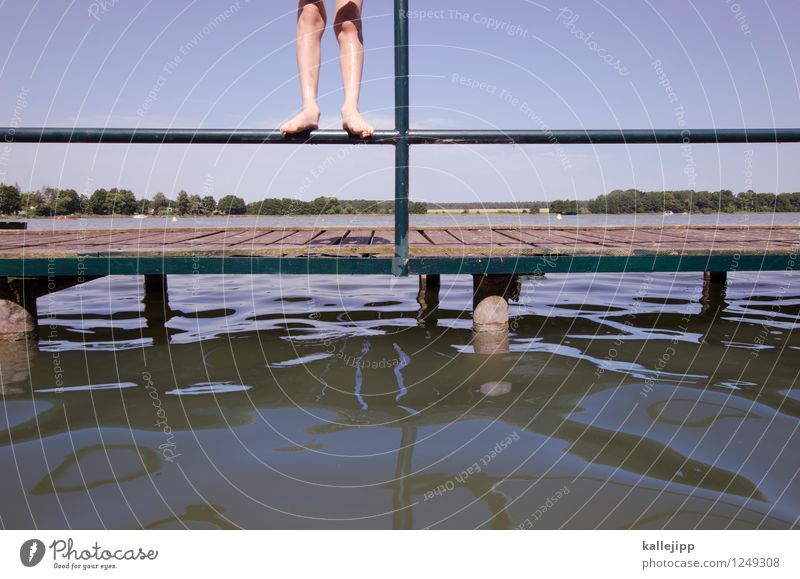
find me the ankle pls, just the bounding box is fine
[341,104,360,115]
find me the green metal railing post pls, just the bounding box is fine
[393,0,410,277]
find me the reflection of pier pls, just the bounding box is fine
[1,224,797,339]
[4,294,797,529]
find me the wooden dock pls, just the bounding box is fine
[0,224,796,340]
[0,224,797,274]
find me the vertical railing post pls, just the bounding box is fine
[393,0,410,277]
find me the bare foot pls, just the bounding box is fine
[280,106,320,134]
[341,108,374,138]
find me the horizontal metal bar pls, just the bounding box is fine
[2,127,398,145]
[0,257,395,276]
[407,128,800,144]
[408,254,796,275]
[1,254,795,276]
[4,127,800,145]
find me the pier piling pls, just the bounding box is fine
[704,271,727,284]
[702,271,729,315]
[0,275,104,340]
[142,275,172,343]
[144,274,168,296]
[471,274,520,355]
[416,274,440,324]
[0,277,39,340]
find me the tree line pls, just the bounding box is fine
[3,183,798,217]
[547,189,800,214]
[0,184,428,216]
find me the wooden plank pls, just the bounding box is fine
[2,226,799,266]
[0,230,122,249]
[506,228,600,247]
[446,227,526,246]
[370,229,394,246]
[419,229,462,245]
[273,230,324,246]
[311,230,349,246]
[44,232,172,249]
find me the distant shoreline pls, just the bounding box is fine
[4,210,800,220]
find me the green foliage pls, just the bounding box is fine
[584,189,799,214]
[32,183,800,218]
[55,189,81,215]
[201,195,216,213]
[244,196,421,216]
[0,183,22,214]
[103,188,138,215]
[89,189,109,215]
[409,201,428,214]
[548,199,581,214]
[151,192,170,214]
[217,195,246,215]
[175,190,190,215]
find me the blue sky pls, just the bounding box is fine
[1,0,798,204]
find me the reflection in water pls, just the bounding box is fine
[144,504,239,530]
[31,444,159,494]
[0,272,798,529]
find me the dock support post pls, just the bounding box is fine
[144,274,168,296]
[471,274,520,355]
[0,277,40,340]
[0,339,36,393]
[392,424,416,529]
[416,274,440,324]
[142,275,171,342]
[704,271,727,284]
[702,271,728,315]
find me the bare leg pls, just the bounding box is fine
[281,0,326,134]
[334,0,373,137]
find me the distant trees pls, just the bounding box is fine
[550,189,800,214]
[56,189,81,215]
[88,188,109,215]
[548,199,581,214]
[4,180,800,217]
[217,195,246,215]
[243,196,428,216]
[201,195,216,213]
[22,186,82,216]
[8,177,800,218]
[0,183,22,214]
[175,190,190,215]
[0,188,427,217]
[103,188,138,215]
[151,192,170,214]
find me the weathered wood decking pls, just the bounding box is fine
[0,225,797,276]
[2,225,799,257]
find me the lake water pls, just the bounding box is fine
[15,211,800,230]
[0,214,798,529]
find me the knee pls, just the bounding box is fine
[334,3,361,41]
[335,18,360,41]
[298,3,325,31]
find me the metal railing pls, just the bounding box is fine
[4,0,800,276]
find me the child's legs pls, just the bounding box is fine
[296,0,327,109]
[281,1,326,133]
[333,0,364,112]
